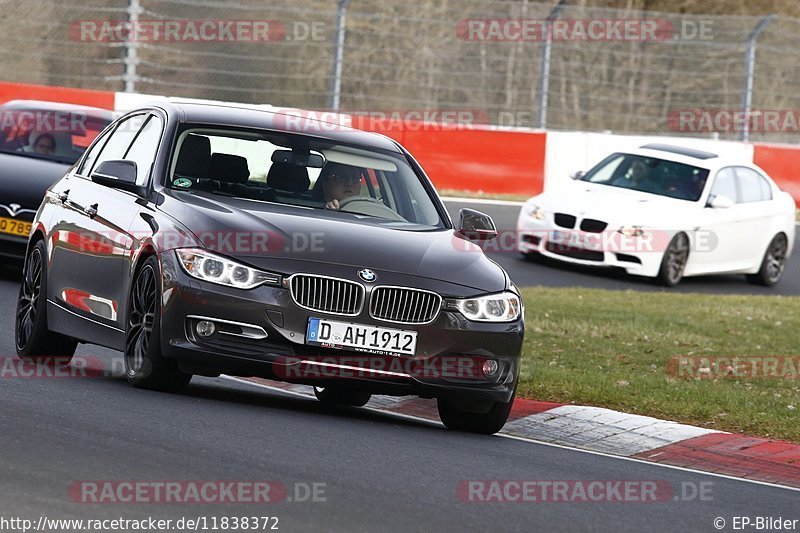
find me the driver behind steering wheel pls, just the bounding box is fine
[321,163,363,210]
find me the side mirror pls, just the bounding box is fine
[570,170,585,180]
[456,208,497,241]
[91,160,147,197]
[708,195,734,209]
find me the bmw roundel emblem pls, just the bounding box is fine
[358,269,377,282]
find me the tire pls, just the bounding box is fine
[124,255,192,391]
[656,233,690,287]
[437,392,515,435]
[15,240,77,361]
[747,233,789,286]
[313,386,371,407]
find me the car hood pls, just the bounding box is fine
[533,183,700,225]
[0,152,71,209]
[159,190,507,293]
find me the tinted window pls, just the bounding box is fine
[77,128,111,177]
[580,153,709,201]
[123,115,163,186]
[88,114,147,176]
[710,168,739,203]
[735,167,772,203]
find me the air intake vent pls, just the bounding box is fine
[369,287,441,324]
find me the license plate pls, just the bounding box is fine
[306,318,417,356]
[0,216,32,237]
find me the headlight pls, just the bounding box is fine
[528,205,546,221]
[454,291,521,322]
[175,248,281,289]
[618,225,646,237]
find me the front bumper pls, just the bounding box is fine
[159,252,523,404]
[516,214,663,278]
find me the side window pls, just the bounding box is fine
[735,167,772,203]
[88,114,147,176]
[710,168,738,203]
[123,115,163,186]
[77,128,111,177]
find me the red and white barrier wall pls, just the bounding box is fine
[4,80,798,203]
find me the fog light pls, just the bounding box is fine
[196,320,216,338]
[482,359,499,377]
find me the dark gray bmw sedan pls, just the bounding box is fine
[15,101,524,434]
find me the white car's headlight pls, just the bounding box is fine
[454,291,521,322]
[528,205,546,221]
[175,248,281,289]
[618,225,646,237]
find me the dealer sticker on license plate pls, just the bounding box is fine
[0,216,32,237]
[306,318,417,356]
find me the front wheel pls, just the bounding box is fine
[15,240,77,361]
[313,386,371,407]
[437,392,515,435]
[124,255,191,391]
[656,233,690,287]
[747,233,788,286]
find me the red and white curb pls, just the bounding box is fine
[236,377,800,489]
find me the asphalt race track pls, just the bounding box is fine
[0,268,797,530]
[444,200,800,295]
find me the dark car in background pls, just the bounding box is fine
[0,99,113,258]
[15,101,524,434]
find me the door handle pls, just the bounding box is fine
[58,189,70,202]
[85,203,98,219]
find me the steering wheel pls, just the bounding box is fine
[337,196,407,222]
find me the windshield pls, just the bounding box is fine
[580,152,710,202]
[168,126,445,229]
[0,106,111,164]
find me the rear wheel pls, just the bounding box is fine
[747,233,788,286]
[437,392,515,435]
[124,255,191,391]
[313,386,371,407]
[656,233,690,287]
[15,240,77,361]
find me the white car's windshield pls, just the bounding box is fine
[580,153,710,202]
[169,126,444,229]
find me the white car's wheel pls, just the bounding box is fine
[747,233,788,286]
[657,233,690,287]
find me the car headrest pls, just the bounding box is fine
[267,162,310,192]
[210,153,250,184]
[175,134,211,179]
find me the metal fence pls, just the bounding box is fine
[4,0,800,143]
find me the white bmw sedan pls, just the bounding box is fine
[517,144,796,286]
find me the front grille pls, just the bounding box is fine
[580,218,608,233]
[554,213,576,228]
[545,241,605,262]
[290,274,364,316]
[369,287,441,324]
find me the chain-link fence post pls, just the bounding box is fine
[536,0,567,129]
[123,0,142,93]
[329,0,350,111]
[741,14,775,142]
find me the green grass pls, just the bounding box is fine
[518,287,800,442]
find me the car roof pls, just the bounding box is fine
[146,100,403,153]
[0,99,114,119]
[615,143,733,170]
